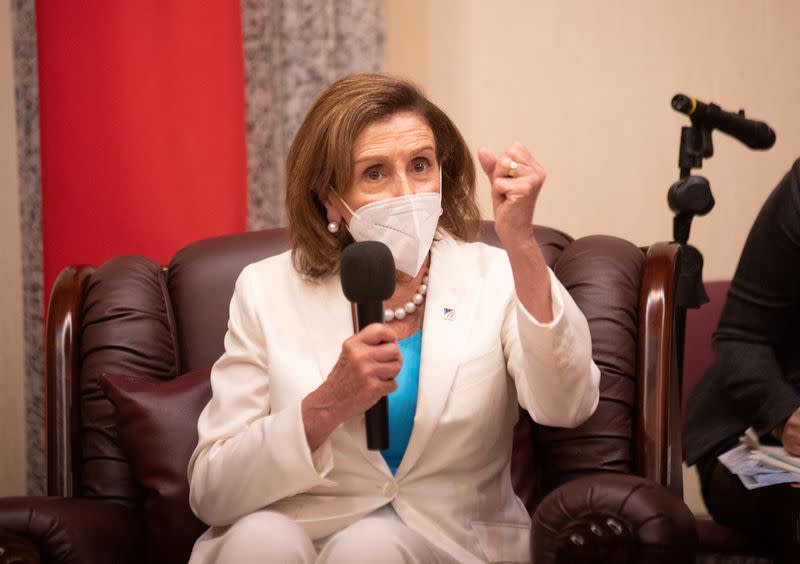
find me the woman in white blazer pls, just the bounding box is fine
[187,73,600,564]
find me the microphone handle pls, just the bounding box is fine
[355,301,390,450]
[366,397,389,450]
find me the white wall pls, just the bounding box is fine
[386,0,800,281]
[0,0,27,496]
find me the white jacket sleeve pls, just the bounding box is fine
[503,267,600,428]
[187,265,334,527]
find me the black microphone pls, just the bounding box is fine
[340,241,396,450]
[671,93,776,150]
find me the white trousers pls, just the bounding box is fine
[211,505,460,563]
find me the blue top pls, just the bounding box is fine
[381,330,422,474]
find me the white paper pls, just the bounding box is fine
[716,431,800,490]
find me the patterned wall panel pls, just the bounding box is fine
[11,0,45,495]
[241,0,384,230]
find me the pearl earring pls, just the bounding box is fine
[327,221,340,234]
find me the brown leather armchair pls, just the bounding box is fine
[0,223,696,563]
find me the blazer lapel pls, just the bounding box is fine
[304,274,351,389]
[395,233,478,480]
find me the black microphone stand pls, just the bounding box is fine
[667,94,775,457]
[671,123,715,307]
[668,121,715,401]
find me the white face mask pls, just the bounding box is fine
[336,180,443,277]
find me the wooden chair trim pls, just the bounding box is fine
[46,265,93,497]
[636,241,682,496]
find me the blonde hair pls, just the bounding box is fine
[286,73,480,279]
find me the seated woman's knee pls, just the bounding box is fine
[216,511,315,563]
[320,517,417,562]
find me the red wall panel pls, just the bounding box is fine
[37,1,248,302]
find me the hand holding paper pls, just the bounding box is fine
[717,428,800,490]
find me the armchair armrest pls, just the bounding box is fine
[637,241,683,495]
[0,529,39,564]
[531,474,697,564]
[0,497,142,564]
[46,266,94,497]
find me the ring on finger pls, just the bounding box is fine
[507,160,519,177]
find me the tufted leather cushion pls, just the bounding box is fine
[167,228,289,373]
[532,235,644,493]
[0,497,142,564]
[99,368,212,564]
[80,256,180,503]
[532,474,697,563]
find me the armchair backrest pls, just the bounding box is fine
[46,222,681,513]
[681,280,731,412]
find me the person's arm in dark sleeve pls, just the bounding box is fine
[716,158,800,436]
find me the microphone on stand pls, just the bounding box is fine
[671,93,776,150]
[340,241,396,450]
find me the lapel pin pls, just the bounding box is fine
[442,307,455,321]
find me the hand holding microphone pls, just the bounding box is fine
[319,323,400,431]
[340,241,398,450]
[301,241,399,452]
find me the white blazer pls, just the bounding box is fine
[188,232,600,564]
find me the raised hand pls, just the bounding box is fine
[477,142,546,249]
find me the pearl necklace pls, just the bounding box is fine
[383,274,428,322]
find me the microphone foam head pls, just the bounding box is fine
[671,93,693,114]
[340,241,396,302]
[751,124,776,150]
